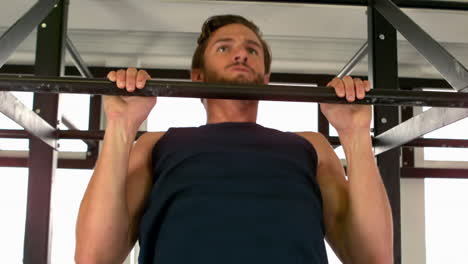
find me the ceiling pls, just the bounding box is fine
[1,0,468,79]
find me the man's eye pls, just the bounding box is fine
[217,46,228,52]
[247,48,259,55]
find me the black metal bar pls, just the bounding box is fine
[57,130,144,140]
[0,156,28,167]
[337,41,368,79]
[66,36,93,78]
[88,95,101,131]
[374,108,468,155]
[401,106,415,167]
[0,65,455,91]
[0,156,95,169]
[318,111,330,137]
[60,116,97,149]
[406,138,468,148]
[60,115,77,129]
[0,129,29,138]
[23,1,68,264]
[395,0,468,11]
[0,91,56,148]
[86,94,101,163]
[327,135,468,148]
[375,0,468,92]
[1,75,468,108]
[401,167,468,179]
[225,0,468,11]
[0,0,59,69]
[368,2,401,263]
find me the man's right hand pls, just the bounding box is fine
[104,67,156,133]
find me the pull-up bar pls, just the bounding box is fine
[1,75,467,108]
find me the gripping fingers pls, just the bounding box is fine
[328,77,345,98]
[136,70,151,89]
[125,67,138,92]
[342,76,355,102]
[354,78,365,100]
[364,80,371,92]
[116,69,127,89]
[107,71,117,82]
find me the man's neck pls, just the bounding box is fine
[206,99,258,124]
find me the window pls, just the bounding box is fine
[0,167,28,263]
[425,179,468,264]
[50,169,93,263]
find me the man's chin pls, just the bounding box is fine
[202,69,264,85]
[216,76,261,85]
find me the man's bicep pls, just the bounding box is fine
[307,134,351,262]
[126,132,164,245]
[316,157,350,261]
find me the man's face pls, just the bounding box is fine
[194,23,269,85]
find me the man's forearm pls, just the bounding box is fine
[75,118,137,263]
[340,131,394,263]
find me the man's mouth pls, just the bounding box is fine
[228,64,252,73]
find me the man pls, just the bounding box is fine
[75,15,393,264]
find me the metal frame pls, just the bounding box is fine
[230,0,468,11]
[368,1,401,262]
[401,167,468,178]
[22,1,68,264]
[337,41,368,79]
[0,0,59,68]
[66,36,93,79]
[65,35,101,169]
[375,0,468,92]
[0,1,468,264]
[371,0,468,155]
[0,91,56,148]
[374,107,468,154]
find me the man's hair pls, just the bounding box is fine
[191,14,272,74]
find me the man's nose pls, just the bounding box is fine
[233,48,248,63]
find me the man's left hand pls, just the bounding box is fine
[320,76,372,135]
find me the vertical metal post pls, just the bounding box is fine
[368,1,401,263]
[87,92,101,162]
[401,106,414,168]
[65,39,101,162]
[23,1,68,263]
[316,78,330,138]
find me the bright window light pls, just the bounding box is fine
[147,97,206,131]
[257,101,317,131]
[59,94,91,130]
[57,139,88,152]
[148,98,318,132]
[425,178,468,264]
[326,241,342,263]
[422,107,468,161]
[0,167,28,263]
[0,138,29,151]
[50,169,93,264]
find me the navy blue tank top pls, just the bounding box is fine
[138,122,328,263]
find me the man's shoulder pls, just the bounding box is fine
[293,131,329,146]
[293,131,336,165]
[134,131,167,152]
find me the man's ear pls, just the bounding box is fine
[191,69,204,82]
[263,73,270,84]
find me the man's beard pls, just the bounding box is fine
[201,64,264,107]
[202,64,265,85]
